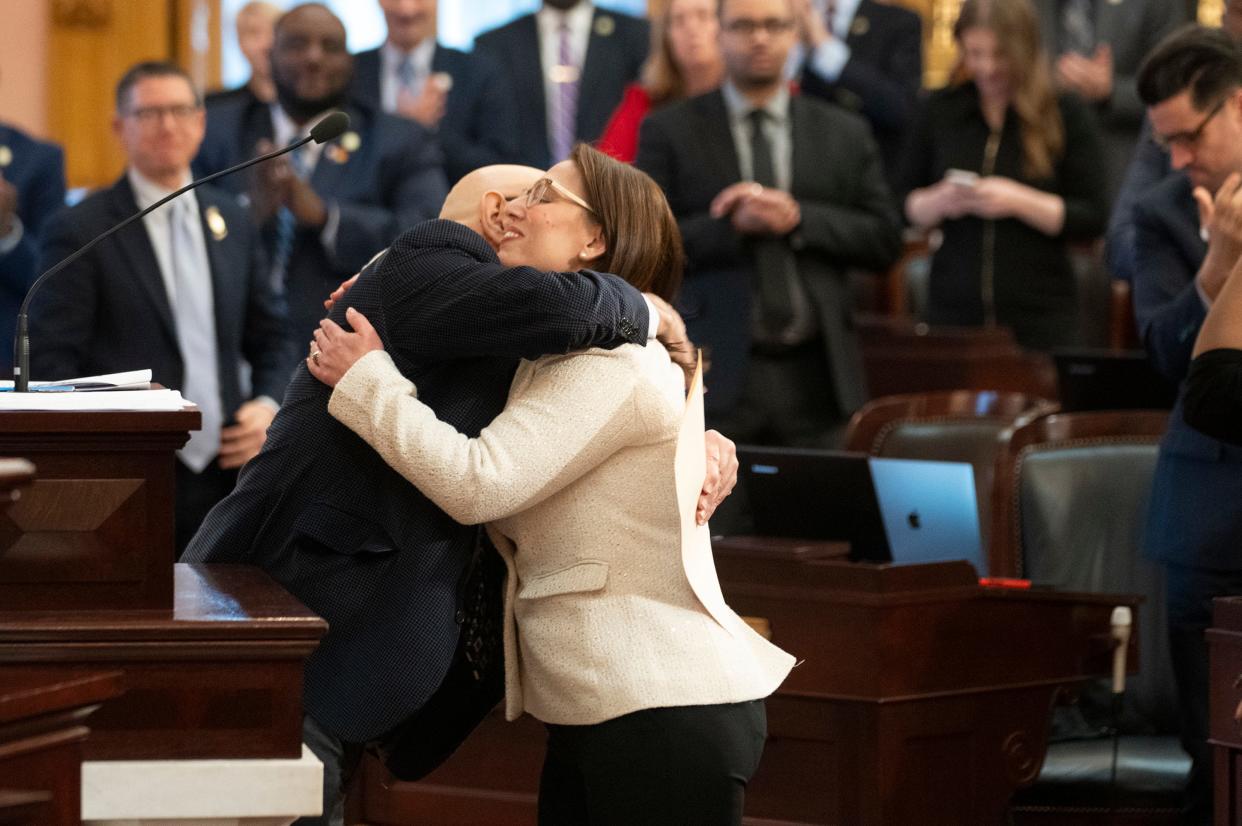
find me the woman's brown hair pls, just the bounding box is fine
[953,0,1064,180]
[572,143,684,303]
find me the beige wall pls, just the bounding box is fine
[0,0,51,138]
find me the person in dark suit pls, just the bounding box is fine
[1107,1,1242,282]
[1032,0,1186,202]
[350,0,520,184]
[792,0,922,186]
[1131,26,1242,824]
[194,3,447,345]
[473,0,649,169]
[29,61,294,554]
[0,120,64,377]
[637,0,901,447]
[899,0,1109,351]
[182,160,716,825]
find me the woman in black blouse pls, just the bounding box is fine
[899,0,1109,350]
[1186,236,1242,445]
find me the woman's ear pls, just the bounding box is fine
[578,227,607,264]
[478,191,508,247]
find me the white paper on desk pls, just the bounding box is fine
[0,369,153,391]
[0,388,189,411]
[674,354,741,635]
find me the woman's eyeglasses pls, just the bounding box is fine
[523,177,597,216]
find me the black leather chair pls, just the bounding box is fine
[844,390,1056,559]
[996,411,1187,825]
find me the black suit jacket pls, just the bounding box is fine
[474,8,649,168]
[351,44,521,184]
[182,220,649,749]
[0,123,65,375]
[636,90,901,418]
[193,98,447,343]
[1131,174,1242,570]
[29,176,294,417]
[799,0,923,183]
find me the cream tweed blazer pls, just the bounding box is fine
[329,343,795,725]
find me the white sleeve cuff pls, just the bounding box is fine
[643,295,660,340]
[808,39,851,84]
[1196,276,1213,310]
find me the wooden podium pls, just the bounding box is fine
[0,408,199,612]
[0,408,327,762]
[348,538,1138,825]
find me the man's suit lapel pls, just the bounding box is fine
[196,189,237,356]
[353,49,383,110]
[845,0,875,49]
[512,15,547,149]
[698,92,743,187]
[578,9,617,138]
[790,97,814,198]
[107,178,177,346]
[309,105,359,197]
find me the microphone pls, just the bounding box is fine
[11,110,351,392]
[1111,605,1132,695]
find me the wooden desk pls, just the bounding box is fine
[0,564,327,761]
[0,670,124,825]
[348,546,1137,825]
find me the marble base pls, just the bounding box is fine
[82,745,322,826]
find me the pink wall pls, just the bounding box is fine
[0,0,50,137]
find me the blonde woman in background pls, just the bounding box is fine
[598,0,725,162]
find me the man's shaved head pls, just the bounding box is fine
[440,164,543,246]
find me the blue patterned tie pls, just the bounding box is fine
[169,198,222,472]
[398,53,423,97]
[270,140,308,290]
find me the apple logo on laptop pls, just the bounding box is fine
[907,510,921,530]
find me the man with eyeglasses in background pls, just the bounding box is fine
[636,0,900,486]
[29,61,295,554]
[1129,25,1242,825]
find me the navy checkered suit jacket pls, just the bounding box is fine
[182,220,647,745]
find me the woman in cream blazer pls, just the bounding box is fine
[309,145,794,825]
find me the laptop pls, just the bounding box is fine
[1053,348,1176,411]
[738,446,987,577]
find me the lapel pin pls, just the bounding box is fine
[340,131,361,153]
[0,145,11,169]
[431,71,453,93]
[850,16,870,36]
[204,205,228,241]
[594,15,615,37]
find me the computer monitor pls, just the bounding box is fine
[738,446,987,576]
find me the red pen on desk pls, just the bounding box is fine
[979,577,1032,589]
